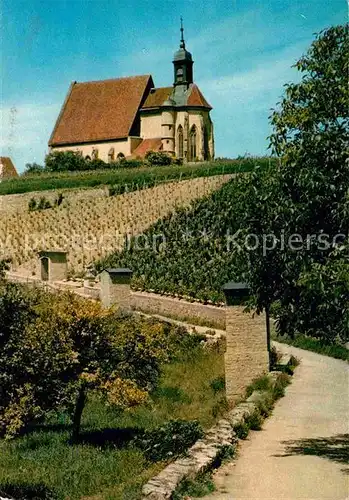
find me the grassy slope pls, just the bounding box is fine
[0,346,225,500]
[273,333,348,361]
[0,159,273,196]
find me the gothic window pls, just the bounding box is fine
[108,147,115,163]
[204,126,209,160]
[189,125,197,161]
[92,148,98,160]
[177,125,184,158]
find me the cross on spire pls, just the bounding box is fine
[180,16,185,49]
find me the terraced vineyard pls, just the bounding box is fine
[0,175,232,275]
[97,173,254,303]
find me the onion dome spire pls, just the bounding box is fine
[173,17,194,87]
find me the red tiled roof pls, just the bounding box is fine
[187,84,212,109]
[0,157,18,179]
[142,87,173,109]
[131,138,163,158]
[49,75,154,146]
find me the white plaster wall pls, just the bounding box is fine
[51,138,132,162]
[140,113,163,139]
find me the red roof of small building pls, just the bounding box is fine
[131,138,163,158]
[49,75,154,146]
[0,157,18,179]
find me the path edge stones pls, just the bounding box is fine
[142,358,295,500]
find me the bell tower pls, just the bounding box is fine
[173,18,194,88]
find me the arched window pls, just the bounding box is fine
[189,125,197,161]
[176,68,184,83]
[92,148,99,160]
[177,125,184,158]
[108,147,115,163]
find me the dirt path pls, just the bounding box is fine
[206,343,349,500]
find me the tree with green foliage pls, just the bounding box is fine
[45,150,90,172]
[0,285,185,440]
[24,162,45,175]
[236,24,349,344]
[145,150,172,166]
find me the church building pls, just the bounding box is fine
[0,157,18,182]
[48,23,214,162]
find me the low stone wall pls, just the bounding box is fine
[142,370,290,499]
[130,290,226,329]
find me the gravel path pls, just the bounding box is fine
[206,343,349,500]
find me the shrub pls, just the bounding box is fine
[145,151,172,166]
[210,376,225,395]
[0,482,58,500]
[272,373,291,400]
[234,421,249,439]
[122,159,144,169]
[28,198,37,211]
[45,151,87,172]
[28,196,52,211]
[37,197,52,210]
[0,259,10,281]
[248,411,264,430]
[24,162,45,176]
[153,386,191,404]
[0,286,181,441]
[173,472,215,499]
[173,157,183,166]
[133,419,204,461]
[89,158,107,170]
[246,375,271,397]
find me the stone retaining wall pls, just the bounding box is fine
[142,370,290,499]
[130,290,225,329]
[6,275,225,327]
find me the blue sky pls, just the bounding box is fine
[0,0,346,172]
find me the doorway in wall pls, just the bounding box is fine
[41,257,49,281]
